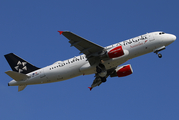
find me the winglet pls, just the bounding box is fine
[88,87,92,91]
[58,31,63,35]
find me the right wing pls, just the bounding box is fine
[59,31,104,65]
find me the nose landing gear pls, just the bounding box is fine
[156,52,162,58]
[153,46,166,58]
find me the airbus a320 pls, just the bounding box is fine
[4,31,176,91]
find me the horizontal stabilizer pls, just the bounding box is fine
[18,85,27,92]
[5,71,29,81]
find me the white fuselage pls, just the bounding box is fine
[8,32,176,86]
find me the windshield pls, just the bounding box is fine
[159,32,165,35]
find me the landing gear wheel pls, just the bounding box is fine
[158,53,162,58]
[101,77,106,82]
[96,66,102,73]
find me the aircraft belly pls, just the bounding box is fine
[104,56,129,69]
[46,64,83,83]
[62,67,82,80]
[80,63,96,75]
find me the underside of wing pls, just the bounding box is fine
[89,67,116,90]
[59,31,104,65]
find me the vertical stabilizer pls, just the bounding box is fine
[4,53,40,74]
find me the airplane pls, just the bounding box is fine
[4,31,176,91]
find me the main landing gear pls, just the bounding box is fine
[96,63,107,83]
[88,61,108,91]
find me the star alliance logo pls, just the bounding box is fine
[14,61,27,73]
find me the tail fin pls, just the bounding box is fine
[4,53,40,74]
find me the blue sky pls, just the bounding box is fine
[0,0,179,120]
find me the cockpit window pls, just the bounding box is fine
[159,32,165,35]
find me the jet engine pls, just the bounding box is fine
[107,46,124,58]
[110,64,133,77]
[100,46,125,59]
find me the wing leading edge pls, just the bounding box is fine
[58,31,104,65]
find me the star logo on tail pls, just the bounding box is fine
[14,61,27,73]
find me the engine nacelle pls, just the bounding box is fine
[107,46,124,58]
[110,64,133,77]
[100,46,125,59]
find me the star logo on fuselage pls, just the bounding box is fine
[14,61,27,73]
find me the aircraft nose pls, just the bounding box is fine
[162,34,176,46]
[170,34,176,42]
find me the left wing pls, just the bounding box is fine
[88,67,116,90]
[58,31,104,65]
